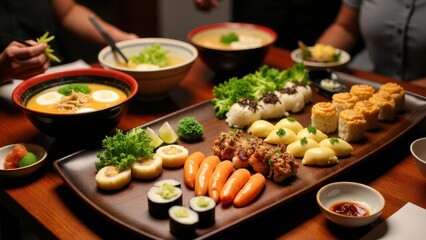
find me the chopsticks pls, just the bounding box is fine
[0,30,32,47]
[88,15,129,64]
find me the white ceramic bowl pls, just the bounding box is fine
[98,38,198,101]
[316,182,385,228]
[0,143,47,178]
[291,47,351,69]
[410,137,426,178]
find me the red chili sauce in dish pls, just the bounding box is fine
[330,201,370,217]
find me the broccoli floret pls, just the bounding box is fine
[176,117,205,142]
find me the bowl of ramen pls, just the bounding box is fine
[98,38,198,101]
[188,22,277,74]
[12,68,138,139]
[316,182,385,228]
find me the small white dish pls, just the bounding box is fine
[291,47,351,69]
[410,137,426,178]
[0,143,47,178]
[316,181,385,228]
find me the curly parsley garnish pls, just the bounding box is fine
[95,128,155,171]
[287,117,296,122]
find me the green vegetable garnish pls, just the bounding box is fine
[307,125,317,134]
[176,116,205,142]
[220,32,239,44]
[18,152,38,168]
[37,32,61,63]
[287,117,296,122]
[174,208,189,218]
[129,43,169,67]
[212,64,309,118]
[57,83,90,96]
[329,137,339,144]
[276,128,286,137]
[300,137,308,145]
[95,128,155,171]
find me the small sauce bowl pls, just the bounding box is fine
[316,181,385,228]
[0,143,47,178]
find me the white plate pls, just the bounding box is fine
[0,143,47,178]
[291,47,351,68]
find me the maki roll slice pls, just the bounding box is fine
[189,196,216,228]
[153,178,181,188]
[169,206,199,239]
[147,181,182,219]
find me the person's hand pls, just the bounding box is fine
[194,0,221,12]
[110,29,139,42]
[0,41,50,84]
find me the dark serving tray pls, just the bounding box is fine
[54,72,426,239]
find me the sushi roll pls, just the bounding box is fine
[275,87,305,113]
[338,109,366,142]
[368,91,396,121]
[350,84,375,101]
[147,181,183,219]
[257,92,287,120]
[285,81,312,103]
[311,102,338,134]
[225,98,261,128]
[189,196,216,228]
[379,82,405,113]
[169,206,199,238]
[153,178,181,188]
[354,100,380,130]
[332,92,358,115]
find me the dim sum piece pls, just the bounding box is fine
[319,137,353,157]
[95,166,131,191]
[379,82,405,113]
[311,102,338,134]
[247,120,276,138]
[286,137,319,158]
[264,127,297,145]
[275,87,305,113]
[285,81,312,103]
[130,155,163,180]
[354,100,380,131]
[350,84,375,101]
[257,92,287,119]
[302,147,338,166]
[147,182,183,219]
[368,91,396,121]
[189,196,216,228]
[169,206,199,238]
[275,117,303,134]
[338,109,366,142]
[332,92,358,115]
[297,126,328,143]
[225,98,261,128]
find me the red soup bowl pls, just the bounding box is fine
[12,68,138,140]
[188,22,277,74]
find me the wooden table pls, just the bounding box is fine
[1,47,426,240]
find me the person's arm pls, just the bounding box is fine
[0,41,50,83]
[316,4,360,52]
[51,0,138,45]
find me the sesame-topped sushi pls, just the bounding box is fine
[225,98,261,128]
[275,87,305,113]
[257,92,287,120]
[285,81,312,103]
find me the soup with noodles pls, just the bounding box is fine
[193,29,273,50]
[26,83,127,114]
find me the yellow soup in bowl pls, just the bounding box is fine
[26,83,127,114]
